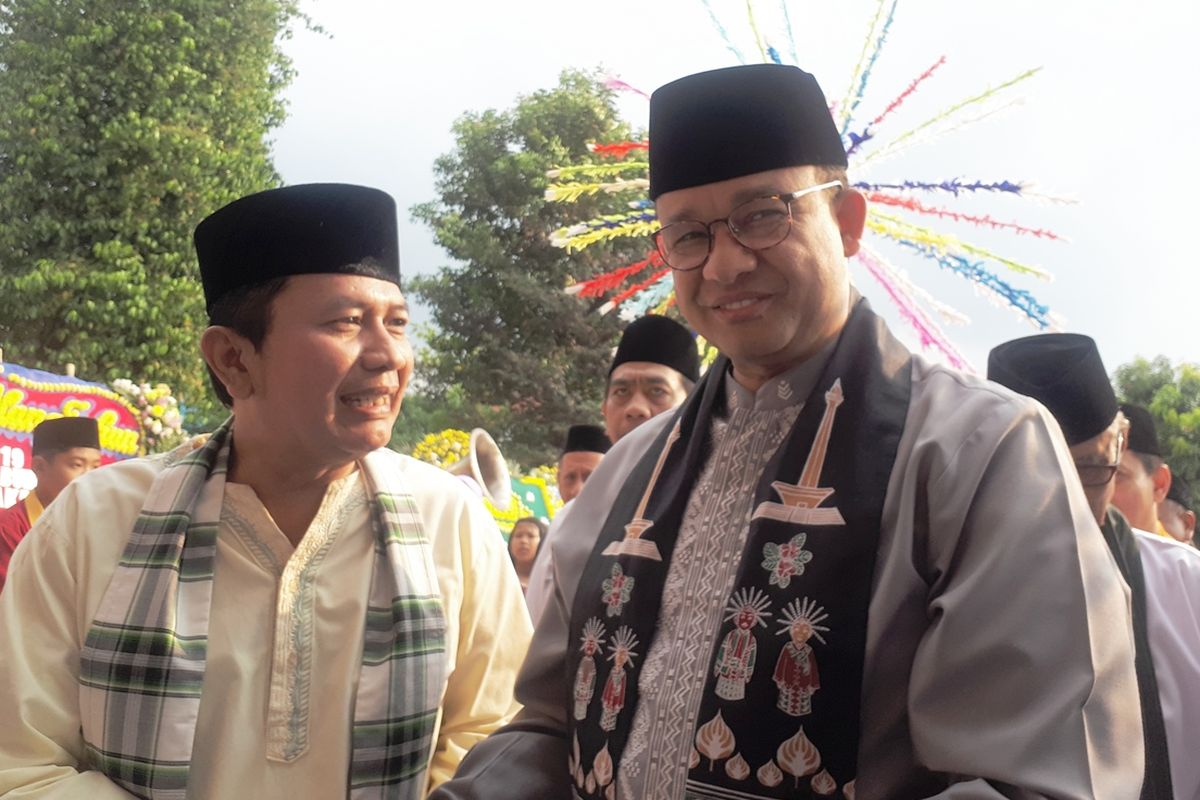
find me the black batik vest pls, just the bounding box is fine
[566,299,913,799]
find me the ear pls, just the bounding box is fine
[30,454,50,480]
[833,188,868,258]
[200,326,258,402]
[1152,463,1172,503]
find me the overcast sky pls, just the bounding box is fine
[273,0,1200,376]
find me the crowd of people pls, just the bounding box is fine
[0,62,1197,800]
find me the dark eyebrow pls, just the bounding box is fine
[321,295,409,314]
[610,375,670,388]
[660,184,787,224]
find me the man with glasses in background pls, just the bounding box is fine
[990,333,1200,800]
[436,64,1141,799]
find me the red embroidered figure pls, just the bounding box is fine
[600,626,639,731]
[574,618,607,721]
[714,588,773,701]
[773,598,830,717]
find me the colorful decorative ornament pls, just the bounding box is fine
[546,1,1069,372]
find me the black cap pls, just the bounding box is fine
[32,417,101,455]
[648,64,847,200]
[610,315,700,383]
[1120,403,1162,457]
[561,424,611,456]
[987,333,1118,446]
[195,183,401,312]
[1166,473,1192,510]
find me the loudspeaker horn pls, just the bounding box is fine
[446,428,512,511]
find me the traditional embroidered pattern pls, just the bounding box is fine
[761,532,814,589]
[694,710,736,770]
[773,598,830,717]
[713,588,772,701]
[601,563,635,617]
[575,618,608,720]
[752,379,847,526]
[601,626,640,731]
[571,301,912,800]
[776,727,822,788]
[625,406,801,799]
[603,420,681,561]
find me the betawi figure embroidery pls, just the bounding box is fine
[600,563,634,617]
[761,531,814,589]
[575,618,607,721]
[714,588,773,701]
[753,379,847,526]
[600,626,639,731]
[602,419,681,561]
[773,598,830,717]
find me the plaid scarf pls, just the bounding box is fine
[79,420,448,799]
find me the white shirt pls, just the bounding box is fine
[1134,528,1200,800]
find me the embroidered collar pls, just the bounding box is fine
[723,339,837,414]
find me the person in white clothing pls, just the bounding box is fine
[990,332,1200,800]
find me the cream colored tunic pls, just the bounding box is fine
[0,450,532,798]
[435,355,1144,800]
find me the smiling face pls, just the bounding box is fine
[656,165,865,390]
[234,273,412,471]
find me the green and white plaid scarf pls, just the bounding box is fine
[79,419,448,799]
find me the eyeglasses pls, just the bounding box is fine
[653,180,843,272]
[1075,461,1120,487]
[1074,432,1125,487]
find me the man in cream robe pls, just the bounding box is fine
[0,184,532,798]
[0,445,528,797]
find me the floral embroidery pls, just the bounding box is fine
[601,563,635,617]
[762,532,814,588]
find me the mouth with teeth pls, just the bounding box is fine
[340,387,396,414]
[710,294,771,320]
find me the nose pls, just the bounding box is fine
[361,319,409,372]
[702,223,757,284]
[624,392,652,423]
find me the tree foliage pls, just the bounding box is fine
[0,0,306,425]
[411,69,648,466]
[1114,356,1200,488]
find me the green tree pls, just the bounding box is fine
[1113,356,1200,488]
[0,0,307,425]
[411,69,648,466]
